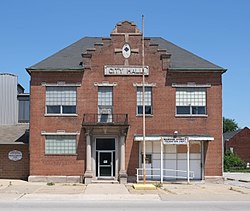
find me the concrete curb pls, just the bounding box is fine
[225,178,250,183]
[238,179,250,183]
[223,173,250,183]
[19,193,161,201]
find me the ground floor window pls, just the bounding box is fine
[45,135,76,155]
[139,141,202,180]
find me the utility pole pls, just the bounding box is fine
[142,15,146,185]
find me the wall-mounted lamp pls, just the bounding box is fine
[174,130,178,138]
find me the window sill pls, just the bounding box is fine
[45,154,77,156]
[136,114,153,117]
[44,114,78,117]
[175,114,208,118]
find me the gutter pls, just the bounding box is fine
[168,68,227,73]
[25,68,84,75]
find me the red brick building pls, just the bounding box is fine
[27,21,226,183]
[224,127,250,163]
[0,73,29,180]
[0,124,29,180]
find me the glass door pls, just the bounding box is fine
[98,151,113,177]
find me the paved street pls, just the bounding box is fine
[1,201,250,211]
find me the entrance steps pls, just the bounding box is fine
[91,179,119,184]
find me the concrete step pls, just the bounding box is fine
[132,184,156,190]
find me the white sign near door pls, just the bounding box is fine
[162,137,188,145]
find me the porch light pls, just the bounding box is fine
[174,131,178,138]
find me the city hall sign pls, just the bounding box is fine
[104,65,149,76]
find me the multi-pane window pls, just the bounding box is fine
[176,87,206,115]
[45,135,76,155]
[46,87,76,114]
[18,99,29,123]
[137,87,152,115]
[98,87,113,122]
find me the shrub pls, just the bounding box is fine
[154,182,162,188]
[224,150,246,171]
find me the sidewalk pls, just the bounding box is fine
[160,182,250,201]
[0,180,160,201]
[0,179,250,201]
[223,172,250,182]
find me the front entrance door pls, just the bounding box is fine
[96,138,116,178]
[98,151,113,177]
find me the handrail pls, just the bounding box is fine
[136,168,195,183]
[83,113,128,125]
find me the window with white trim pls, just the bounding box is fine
[137,87,152,115]
[45,135,76,155]
[176,87,206,115]
[98,86,113,122]
[46,87,76,114]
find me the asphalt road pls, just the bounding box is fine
[0,201,250,211]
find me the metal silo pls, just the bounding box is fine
[0,73,18,125]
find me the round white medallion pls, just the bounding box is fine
[8,150,22,161]
[122,43,131,59]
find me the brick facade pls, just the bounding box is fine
[0,145,29,180]
[225,127,250,163]
[28,21,224,182]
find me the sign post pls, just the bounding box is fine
[187,141,190,184]
[142,15,146,185]
[160,138,163,183]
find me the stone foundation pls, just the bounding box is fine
[28,176,82,183]
[205,176,224,183]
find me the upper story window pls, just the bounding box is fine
[46,87,76,114]
[176,87,206,116]
[98,86,113,122]
[18,95,30,123]
[137,87,152,115]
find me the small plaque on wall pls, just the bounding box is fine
[8,150,22,161]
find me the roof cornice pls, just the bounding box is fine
[26,68,83,75]
[168,68,227,73]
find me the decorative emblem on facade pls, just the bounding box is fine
[122,43,131,58]
[114,34,139,65]
[8,150,22,161]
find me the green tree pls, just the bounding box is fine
[224,150,245,171]
[223,117,239,133]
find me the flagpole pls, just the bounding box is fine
[142,15,146,185]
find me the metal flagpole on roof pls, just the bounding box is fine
[142,15,146,185]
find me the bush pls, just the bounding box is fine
[224,150,246,171]
[154,182,162,188]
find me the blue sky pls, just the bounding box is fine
[0,0,249,127]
